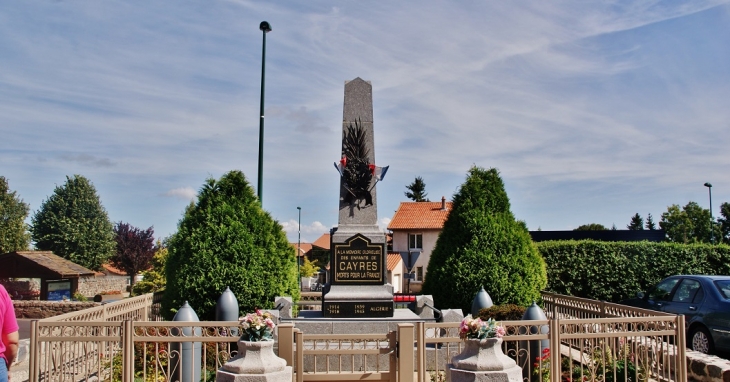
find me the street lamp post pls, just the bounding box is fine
[257,21,271,205]
[705,182,714,244]
[297,206,301,290]
[705,182,715,244]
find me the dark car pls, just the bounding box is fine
[621,275,730,354]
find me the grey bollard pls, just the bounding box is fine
[171,301,202,382]
[520,301,549,381]
[217,287,239,337]
[216,287,239,321]
[471,286,493,316]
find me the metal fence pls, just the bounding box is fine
[28,291,687,382]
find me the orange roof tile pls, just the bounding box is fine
[312,233,331,250]
[387,201,452,230]
[387,253,403,271]
[289,242,312,257]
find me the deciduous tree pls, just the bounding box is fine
[422,166,546,312]
[30,175,115,270]
[112,222,155,285]
[0,176,31,253]
[659,202,718,243]
[627,213,644,230]
[131,240,168,296]
[574,223,608,231]
[404,176,429,202]
[718,202,730,244]
[162,170,299,320]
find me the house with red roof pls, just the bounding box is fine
[387,197,452,293]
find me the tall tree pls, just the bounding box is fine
[162,170,299,320]
[718,202,730,244]
[659,202,718,243]
[645,213,656,230]
[112,222,155,285]
[30,175,115,270]
[574,223,608,231]
[627,213,644,230]
[404,176,429,202]
[0,176,31,253]
[422,166,546,312]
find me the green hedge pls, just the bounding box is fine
[538,240,730,303]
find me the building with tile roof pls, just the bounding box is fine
[387,197,452,293]
[386,252,404,293]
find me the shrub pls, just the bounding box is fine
[162,170,299,320]
[477,304,526,321]
[423,166,547,312]
[539,240,730,302]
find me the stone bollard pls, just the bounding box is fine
[415,295,439,320]
[274,296,292,319]
[171,301,202,382]
[471,286,493,316]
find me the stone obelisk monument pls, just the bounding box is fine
[322,78,394,318]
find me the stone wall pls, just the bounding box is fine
[13,300,100,319]
[1,279,41,300]
[78,274,129,297]
[687,350,730,382]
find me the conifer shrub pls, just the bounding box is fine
[422,166,547,312]
[162,170,299,320]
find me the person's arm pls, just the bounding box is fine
[3,330,19,368]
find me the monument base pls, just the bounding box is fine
[322,284,394,318]
[446,365,523,382]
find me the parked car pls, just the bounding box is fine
[621,275,730,354]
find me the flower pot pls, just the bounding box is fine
[451,338,517,371]
[222,340,287,374]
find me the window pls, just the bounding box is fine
[415,266,423,282]
[409,233,423,250]
[672,279,701,303]
[715,280,730,300]
[648,278,679,301]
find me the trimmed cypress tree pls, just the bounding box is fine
[162,170,300,320]
[30,175,115,270]
[422,166,546,312]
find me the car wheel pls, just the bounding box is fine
[689,326,714,354]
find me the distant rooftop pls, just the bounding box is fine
[388,200,452,230]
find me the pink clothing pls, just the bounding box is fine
[0,284,19,365]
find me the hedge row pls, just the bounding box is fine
[537,240,730,303]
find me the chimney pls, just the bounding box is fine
[441,196,447,211]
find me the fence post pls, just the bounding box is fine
[549,317,560,382]
[278,323,295,367]
[123,320,134,382]
[676,315,687,382]
[398,323,414,382]
[295,331,304,382]
[415,322,425,382]
[389,331,397,382]
[29,320,38,382]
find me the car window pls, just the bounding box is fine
[692,287,705,304]
[714,280,730,300]
[648,278,679,301]
[672,279,701,303]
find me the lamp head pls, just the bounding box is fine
[260,21,272,33]
[297,206,301,210]
[704,182,712,188]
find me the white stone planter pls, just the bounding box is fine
[216,340,292,382]
[447,338,522,382]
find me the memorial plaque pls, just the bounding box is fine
[332,234,385,284]
[323,301,394,318]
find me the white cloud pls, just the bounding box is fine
[164,187,197,201]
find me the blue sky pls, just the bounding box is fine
[2,1,729,244]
